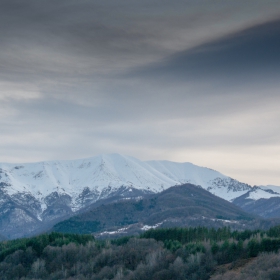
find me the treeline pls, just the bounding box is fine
[140,226,280,260]
[141,225,280,243]
[0,232,94,262]
[1,226,280,279]
[140,226,260,243]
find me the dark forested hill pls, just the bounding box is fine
[53,184,259,236]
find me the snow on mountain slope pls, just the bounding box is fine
[0,154,251,207]
[233,185,280,219]
[258,185,280,194]
[146,160,251,201]
[0,154,175,206]
[246,185,280,200]
[146,160,221,185]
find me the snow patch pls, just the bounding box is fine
[99,226,129,236]
[141,222,163,231]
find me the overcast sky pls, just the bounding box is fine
[1,0,280,186]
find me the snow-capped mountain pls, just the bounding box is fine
[246,185,280,200]
[0,153,251,209]
[0,153,264,238]
[146,160,251,201]
[233,185,280,218]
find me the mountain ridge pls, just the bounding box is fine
[0,153,252,204]
[0,153,278,239]
[53,184,259,237]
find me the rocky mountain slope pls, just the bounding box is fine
[0,153,278,239]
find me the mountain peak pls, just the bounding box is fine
[0,154,254,239]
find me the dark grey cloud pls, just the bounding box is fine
[1,0,279,84]
[128,19,280,89]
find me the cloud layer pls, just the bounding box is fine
[0,0,280,186]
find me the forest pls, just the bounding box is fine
[1,226,280,279]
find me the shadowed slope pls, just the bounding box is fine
[53,184,257,235]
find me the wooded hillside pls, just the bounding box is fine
[1,226,280,279]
